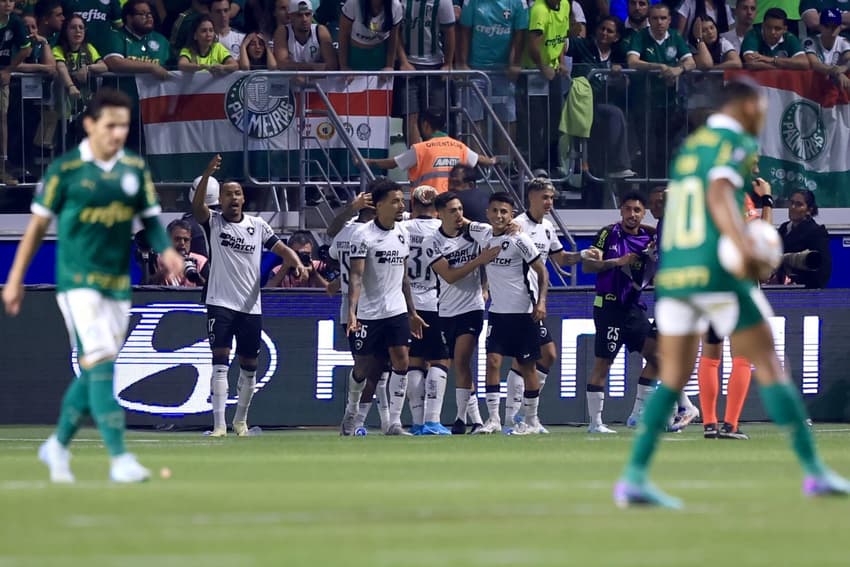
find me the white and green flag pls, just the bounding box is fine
[730,70,850,207]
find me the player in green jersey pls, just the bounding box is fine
[614,78,850,508]
[2,88,184,484]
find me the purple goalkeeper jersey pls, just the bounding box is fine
[591,223,657,306]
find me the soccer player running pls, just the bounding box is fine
[582,192,661,434]
[193,155,304,438]
[2,89,184,483]
[423,192,499,434]
[505,178,582,434]
[342,178,426,436]
[401,186,451,435]
[616,79,850,509]
[468,193,549,435]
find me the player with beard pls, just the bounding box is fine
[193,154,305,437]
[342,178,426,436]
[467,193,549,435]
[504,178,583,434]
[582,192,659,434]
[422,192,499,434]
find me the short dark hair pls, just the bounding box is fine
[763,7,787,23]
[717,77,764,107]
[419,108,446,132]
[122,0,152,21]
[650,185,666,194]
[791,189,818,216]
[450,163,475,183]
[167,219,193,235]
[368,177,402,204]
[597,15,624,37]
[648,3,670,15]
[621,191,647,207]
[288,230,315,249]
[435,191,460,210]
[84,88,132,119]
[489,192,515,209]
[35,0,62,20]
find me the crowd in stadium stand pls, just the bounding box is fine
[0,0,847,191]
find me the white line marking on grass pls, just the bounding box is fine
[814,428,850,433]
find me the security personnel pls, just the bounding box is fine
[363,108,498,194]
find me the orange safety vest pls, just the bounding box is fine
[408,133,470,194]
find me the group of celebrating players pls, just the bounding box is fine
[3,79,850,509]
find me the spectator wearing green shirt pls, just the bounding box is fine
[741,8,809,69]
[800,0,850,35]
[0,0,31,185]
[177,14,238,73]
[626,3,694,178]
[53,14,107,106]
[61,0,122,54]
[518,0,570,172]
[169,0,210,61]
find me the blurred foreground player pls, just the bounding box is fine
[2,89,184,483]
[616,79,850,508]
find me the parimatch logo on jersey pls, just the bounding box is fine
[219,232,257,253]
[226,75,294,139]
[375,250,405,264]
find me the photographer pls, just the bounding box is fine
[152,220,209,287]
[774,189,832,289]
[266,231,330,289]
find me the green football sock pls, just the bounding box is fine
[88,361,126,457]
[760,382,825,476]
[623,384,679,484]
[55,369,90,446]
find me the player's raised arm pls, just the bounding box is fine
[192,154,222,225]
[429,246,499,284]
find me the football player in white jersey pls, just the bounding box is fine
[424,192,500,434]
[504,178,583,432]
[343,178,426,436]
[193,155,305,437]
[468,193,550,434]
[400,186,451,434]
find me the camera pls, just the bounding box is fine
[183,254,204,285]
[297,251,313,266]
[782,250,822,272]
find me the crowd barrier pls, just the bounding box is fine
[4,287,849,428]
[2,68,848,212]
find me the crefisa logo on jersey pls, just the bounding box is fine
[226,75,294,139]
[71,304,278,415]
[781,100,826,161]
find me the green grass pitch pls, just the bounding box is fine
[1,424,848,566]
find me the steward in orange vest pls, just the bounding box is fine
[363,109,498,193]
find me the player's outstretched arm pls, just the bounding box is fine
[192,154,222,225]
[582,248,636,273]
[327,192,373,237]
[2,214,51,316]
[430,246,500,284]
[271,241,306,282]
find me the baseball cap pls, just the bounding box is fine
[288,0,312,14]
[821,8,842,26]
[189,175,220,207]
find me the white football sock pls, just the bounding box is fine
[505,370,524,425]
[388,370,408,426]
[424,365,448,423]
[354,402,371,429]
[466,391,483,425]
[347,371,366,414]
[485,390,500,422]
[455,388,472,422]
[536,367,549,392]
[406,368,425,426]
[679,390,696,410]
[587,391,605,427]
[375,373,390,427]
[631,383,656,418]
[233,367,256,424]
[522,391,540,421]
[211,364,228,430]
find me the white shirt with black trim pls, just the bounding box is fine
[349,219,410,320]
[328,220,367,324]
[514,212,562,299]
[204,211,278,315]
[401,217,442,312]
[468,222,541,314]
[423,227,485,317]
